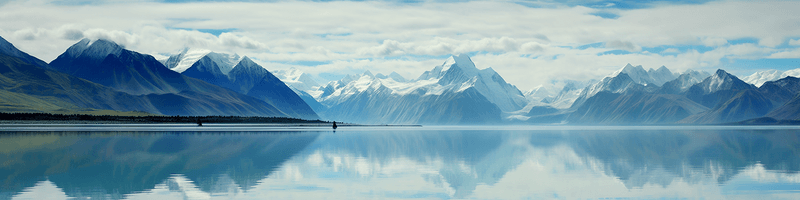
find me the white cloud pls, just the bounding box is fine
[218,32,267,50]
[701,37,728,47]
[768,48,800,59]
[759,37,784,47]
[790,39,800,46]
[1,0,799,91]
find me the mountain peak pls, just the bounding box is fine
[363,70,374,77]
[238,56,256,66]
[388,71,407,82]
[610,63,651,85]
[700,69,754,93]
[714,69,727,76]
[0,35,50,69]
[65,38,124,60]
[446,54,477,70]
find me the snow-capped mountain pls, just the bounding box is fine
[375,71,408,82]
[658,69,712,94]
[609,64,677,87]
[691,69,755,95]
[162,48,241,75]
[523,86,551,107]
[273,67,322,95]
[647,66,679,86]
[742,69,800,87]
[48,39,288,117]
[548,82,585,109]
[416,54,527,112]
[313,54,524,124]
[158,48,320,119]
[571,64,677,109]
[191,55,319,119]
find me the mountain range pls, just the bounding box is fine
[3,34,800,125]
[161,49,318,120]
[0,36,316,118]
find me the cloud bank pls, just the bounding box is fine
[1,0,799,90]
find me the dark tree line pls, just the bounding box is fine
[0,112,329,124]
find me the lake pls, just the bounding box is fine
[1,125,799,199]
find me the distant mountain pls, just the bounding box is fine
[272,67,321,92]
[757,76,800,106]
[378,71,408,82]
[164,50,320,120]
[271,67,327,113]
[48,39,288,117]
[314,55,508,124]
[162,48,241,75]
[522,86,551,107]
[571,70,658,109]
[767,93,800,120]
[565,70,708,124]
[742,69,800,87]
[658,70,711,94]
[568,91,708,124]
[0,36,49,69]
[681,89,773,124]
[416,54,527,112]
[683,69,757,108]
[647,66,679,86]
[551,66,784,124]
[763,77,800,120]
[228,57,319,119]
[181,55,235,89]
[546,81,585,109]
[677,70,776,124]
[608,64,676,87]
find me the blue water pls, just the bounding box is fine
[1,125,799,199]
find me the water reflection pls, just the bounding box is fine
[0,131,320,199]
[2,128,799,199]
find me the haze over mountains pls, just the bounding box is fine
[2,34,800,125]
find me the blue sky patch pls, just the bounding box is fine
[598,50,632,56]
[171,27,236,36]
[590,11,619,19]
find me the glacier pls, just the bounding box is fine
[742,68,800,87]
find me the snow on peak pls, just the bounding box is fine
[236,56,258,68]
[374,71,408,82]
[743,68,800,87]
[418,54,479,81]
[648,66,677,86]
[388,72,407,82]
[163,48,241,74]
[318,54,525,112]
[274,67,322,93]
[581,63,674,102]
[611,64,651,86]
[66,38,124,59]
[363,70,374,77]
[675,69,711,91]
[608,64,675,86]
[706,69,733,92]
[524,85,551,99]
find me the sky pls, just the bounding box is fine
[1,0,800,91]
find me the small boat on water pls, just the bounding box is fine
[332,121,338,129]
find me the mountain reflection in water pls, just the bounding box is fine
[1,127,799,199]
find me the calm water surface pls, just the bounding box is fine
[1,125,799,199]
